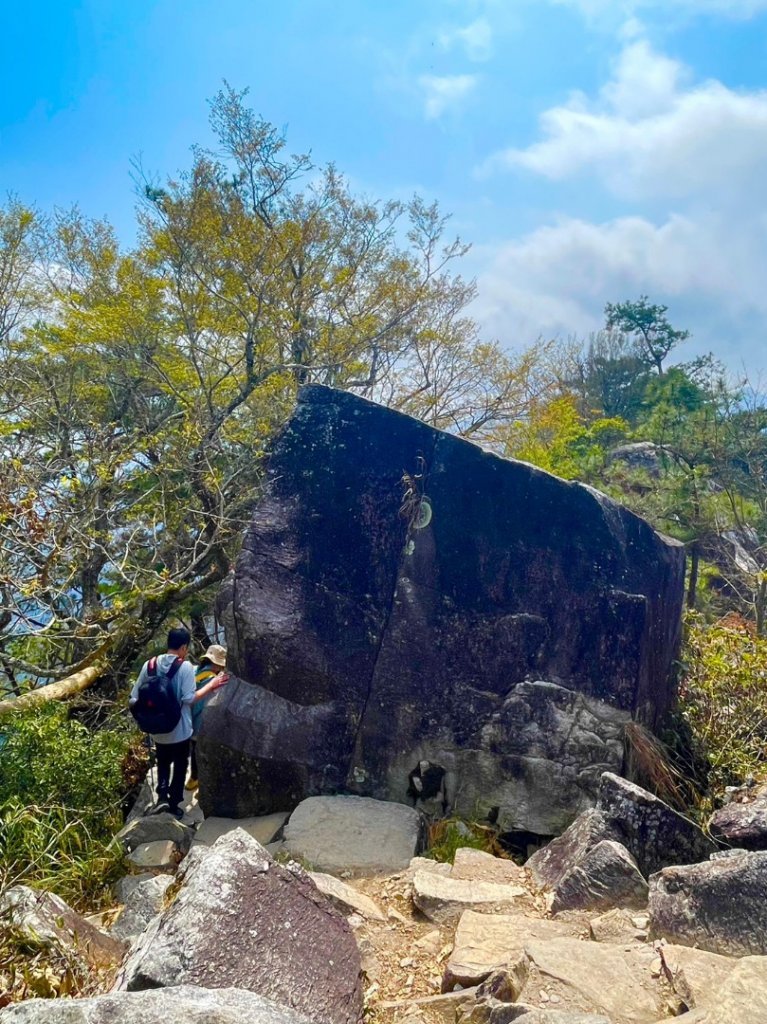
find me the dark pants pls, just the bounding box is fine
[190,738,198,781]
[155,738,191,811]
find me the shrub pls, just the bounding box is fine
[679,614,767,803]
[425,818,505,863]
[0,704,134,910]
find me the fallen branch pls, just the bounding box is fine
[0,664,102,722]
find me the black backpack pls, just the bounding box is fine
[130,656,183,734]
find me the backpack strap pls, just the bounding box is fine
[147,657,158,678]
[166,657,183,680]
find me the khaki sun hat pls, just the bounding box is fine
[203,644,227,668]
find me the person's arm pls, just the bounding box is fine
[191,670,230,703]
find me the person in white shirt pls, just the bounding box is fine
[130,627,228,818]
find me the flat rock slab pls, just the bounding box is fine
[521,938,659,1023]
[509,1012,611,1024]
[444,911,578,989]
[111,874,174,944]
[0,885,126,969]
[127,839,178,871]
[377,988,478,1023]
[510,1012,612,1023]
[451,848,528,886]
[193,812,289,847]
[0,985,316,1023]
[117,813,194,854]
[588,908,647,943]
[282,795,425,874]
[649,850,767,955]
[116,829,363,1024]
[309,872,386,921]
[413,870,532,924]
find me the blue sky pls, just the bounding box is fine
[2,0,767,373]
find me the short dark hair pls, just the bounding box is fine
[167,626,191,650]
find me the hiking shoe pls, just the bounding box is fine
[185,778,199,792]
[169,806,185,821]
[150,800,170,815]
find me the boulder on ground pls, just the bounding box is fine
[127,839,178,871]
[0,885,126,969]
[649,849,767,955]
[598,773,718,876]
[282,795,425,874]
[111,874,174,944]
[114,873,155,902]
[548,839,648,913]
[200,385,684,832]
[530,774,718,912]
[412,869,532,924]
[116,813,194,854]
[527,809,619,891]
[116,828,363,1024]
[709,792,767,851]
[0,985,316,1023]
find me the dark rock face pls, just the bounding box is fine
[200,386,685,832]
[117,830,363,1024]
[709,792,767,851]
[649,850,767,955]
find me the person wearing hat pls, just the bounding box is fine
[186,643,228,792]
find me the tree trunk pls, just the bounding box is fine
[686,544,700,610]
[756,576,767,638]
[0,664,101,721]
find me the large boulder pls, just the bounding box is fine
[199,386,685,833]
[649,849,767,955]
[116,829,363,1024]
[598,773,718,876]
[0,986,315,1023]
[709,789,767,850]
[529,775,716,912]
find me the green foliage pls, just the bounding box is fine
[0,705,132,909]
[501,394,627,481]
[679,615,767,802]
[605,295,689,375]
[425,818,503,863]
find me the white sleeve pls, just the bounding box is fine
[179,662,197,705]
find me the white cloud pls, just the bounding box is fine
[474,210,767,363]
[552,0,767,19]
[471,35,767,369]
[419,74,478,119]
[482,40,767,202]
[439,18,494,61]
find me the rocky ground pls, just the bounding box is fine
[3,771,767,1024]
